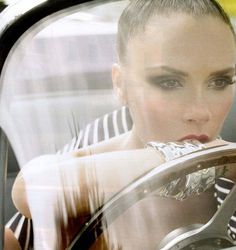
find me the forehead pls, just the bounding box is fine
[125,14,236,71]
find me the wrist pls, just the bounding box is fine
[146,140,206,162]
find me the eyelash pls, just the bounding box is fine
[148,75,236,91]
[208,76,235,90]
[159,79,182,89]
[149,77,183,90]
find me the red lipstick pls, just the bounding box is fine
[179,134,209,143]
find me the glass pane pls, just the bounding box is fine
[1,0,236,249]
[0,0,128,166]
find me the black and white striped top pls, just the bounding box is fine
[215,177,236,241]
[57,106,132,154]
[6,106,236,249]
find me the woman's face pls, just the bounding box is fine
[114,14,236,144]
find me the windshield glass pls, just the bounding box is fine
[0,0,128,165]
[1,0,236,249]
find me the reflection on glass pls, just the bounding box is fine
[1,0,236,250]
[0,1,127,166]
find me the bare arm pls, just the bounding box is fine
[12,148,164,249]
[11,139,229,249]
[12,148,164,217]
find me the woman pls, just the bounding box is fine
[11,0,236,249]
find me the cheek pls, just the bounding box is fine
[143,99,173,120]
[214,99,233,127]
[127,88,177,125]
[141,89,183,117]
[211,90,234,121]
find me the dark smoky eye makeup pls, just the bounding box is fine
[214,75,232,81]
[145,74,184,89]
[209,75,236,89]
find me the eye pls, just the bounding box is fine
[208,76,234,90]
[157,79,182,89]
[146,75,184,90]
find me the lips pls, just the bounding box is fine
[179,134,210,143]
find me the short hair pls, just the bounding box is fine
[117,0,235,63]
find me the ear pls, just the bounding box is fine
[112,63,127,105]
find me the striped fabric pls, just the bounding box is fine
[58,106,133,154]
[215,177,236,241]
[5,212,33,250]
[6,106,236,249]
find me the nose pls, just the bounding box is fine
[182,95,211,125]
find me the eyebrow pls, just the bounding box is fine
[208,67,236,78]
[145,66,188,77]
[145,66,236,77]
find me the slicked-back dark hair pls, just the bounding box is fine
[117,0,235,63]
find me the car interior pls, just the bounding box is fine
[0,0,236,249]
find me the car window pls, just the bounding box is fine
[0,0,128,165]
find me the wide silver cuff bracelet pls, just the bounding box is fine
[146,141,216,201]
